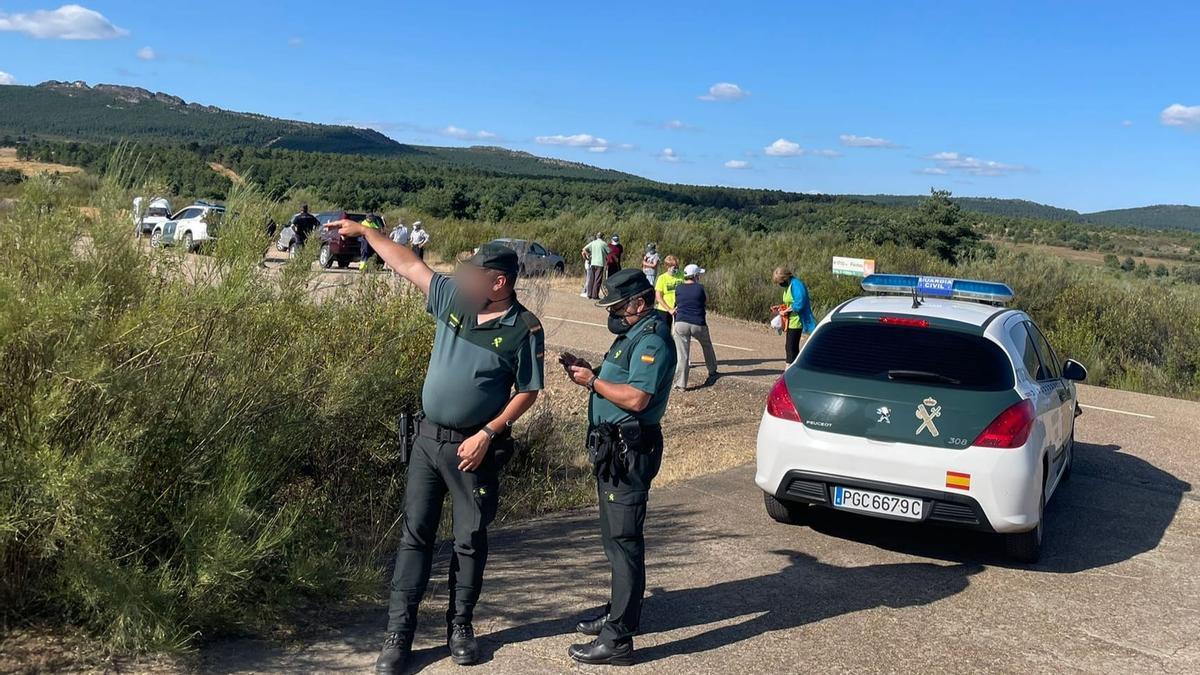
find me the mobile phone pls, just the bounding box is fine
[559,352,579,373]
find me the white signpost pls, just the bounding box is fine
[832,256,877,277]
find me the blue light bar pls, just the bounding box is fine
[861,273,1014,304]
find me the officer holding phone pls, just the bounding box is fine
[561,268,677,666]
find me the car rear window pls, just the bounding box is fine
[797,321,1014,391]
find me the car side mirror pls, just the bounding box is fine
[1062,359,1087,382]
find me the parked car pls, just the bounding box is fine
[313,210,367,268]
[137,197,172,236]
[755,273,1086,563]
[150,201,224,252]
[487,238,566,276]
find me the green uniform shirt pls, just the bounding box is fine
[422,273,545,429]
[585,238,610,267]
[589,313,677,427]
[655,270,685,310]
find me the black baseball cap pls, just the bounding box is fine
[465,241,520,278]
[596,268,653,308]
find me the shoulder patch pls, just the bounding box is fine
[518,310,543,333]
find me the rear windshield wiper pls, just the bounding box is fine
[887,370,961,385]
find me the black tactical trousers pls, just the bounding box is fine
[595,431,664,644]
[386,433,500,634]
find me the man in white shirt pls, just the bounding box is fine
[410,221,430,260]
[390,219,410,246]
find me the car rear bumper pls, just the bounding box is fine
[755,412,1043,533]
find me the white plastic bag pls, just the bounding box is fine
[770,314,783,332]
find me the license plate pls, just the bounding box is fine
[832,486,924,520]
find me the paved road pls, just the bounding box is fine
[202,267,1198,674]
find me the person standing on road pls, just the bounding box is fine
[289,204,320,249]
[641,242,660,285]
[389,218,410,246]
[410,221,429,260]
[773,266,817,364]
[654,255,685,328]
[359,213,384,272]
[582,232,610,300]
[561,268,676,666]
[325,219,545,674]
[672,264,719,390]
[606,234,624,278]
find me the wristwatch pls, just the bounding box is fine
[587,374,599,391]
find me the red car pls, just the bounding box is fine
[315,210,367,269]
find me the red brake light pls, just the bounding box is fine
[879,316,929,328]
[972,399,1036,448]
[766,377,802,422]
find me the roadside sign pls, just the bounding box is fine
[832,256,877,277]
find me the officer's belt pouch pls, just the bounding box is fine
[397,412,420,465]
[617,419,644,452]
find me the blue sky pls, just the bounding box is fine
[0,1,1197,212]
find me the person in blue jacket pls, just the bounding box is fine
[772,267,817,364]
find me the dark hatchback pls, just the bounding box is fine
[314,211,367,269]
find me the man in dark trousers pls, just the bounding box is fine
[324,219,545,674]
[561,269,677,666]
[289,204,320,248]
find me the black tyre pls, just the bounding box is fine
[318,244,333,269]
[150,229,163,248]
[337,258,351,269]
[763,492,808,525]
[1002,480,1044,563]
[555,262,565,275]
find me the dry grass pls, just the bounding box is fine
[0,147,81,175]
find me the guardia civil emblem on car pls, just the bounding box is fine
[755,273,1089,564]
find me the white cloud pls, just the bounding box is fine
[136,46,157,61]
[724,159,751,169]
[658,148,680,163]
[0,4,129,40]
[287,37,303,47]
[1161,103,1200,129]
[442,125,497,141]
[916,167,948,175]
[809,149,842,158]
[764,138,803,157]
[0,70,15,85]
[535,132,626,153]
[699,82,748,101]
[922,151,1027,177]
[839,134,899,148]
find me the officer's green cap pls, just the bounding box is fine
[596,268,654,308]
[465,242,520,277]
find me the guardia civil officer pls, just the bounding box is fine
[561,268,677,666]
[325,219,545,674]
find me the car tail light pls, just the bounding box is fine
[766,376,802,422]
[973,399,1036,448]
[879,316,929,328]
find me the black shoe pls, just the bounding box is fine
[575,611,609,636]
[375,632,412,674]
[568,638,634,666]
[447,623,479,665]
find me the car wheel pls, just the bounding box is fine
[183,232,194,252]
[150,229,162,248]
[336,258,350,269]
[319,244,333,269]
[1002,479,1044,563]
[763,492,808,526]
[554,262,565,275]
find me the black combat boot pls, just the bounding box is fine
[447,623,479,665]
[375,631,412,674]
[568,638,634,666]
[575,611,610,636]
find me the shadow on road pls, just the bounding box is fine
[800,442,1191,573]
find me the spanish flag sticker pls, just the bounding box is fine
[945,471,971,491]
[640,354,656,364]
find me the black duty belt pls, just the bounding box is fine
[417,418,484,444]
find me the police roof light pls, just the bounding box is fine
[861,274,1014,304]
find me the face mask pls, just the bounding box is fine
[607,298,647,335]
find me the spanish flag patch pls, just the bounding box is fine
[640,354,656,364]
[945,471,971,491]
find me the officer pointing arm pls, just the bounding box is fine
[325,219,544,672]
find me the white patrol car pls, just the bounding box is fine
[755,274,1087,562]
[150,201,224,252]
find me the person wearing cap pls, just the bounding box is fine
[582,232,610,300]
[325,218,545,673]
[654,255,685,327]
[772,266,817,364]
[561,268,677,666]
[641,242,660,285]
[672,264,719,389]
[605,234,624,278]
[410,221,429,259]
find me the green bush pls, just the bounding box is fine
[0,173,436,649]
